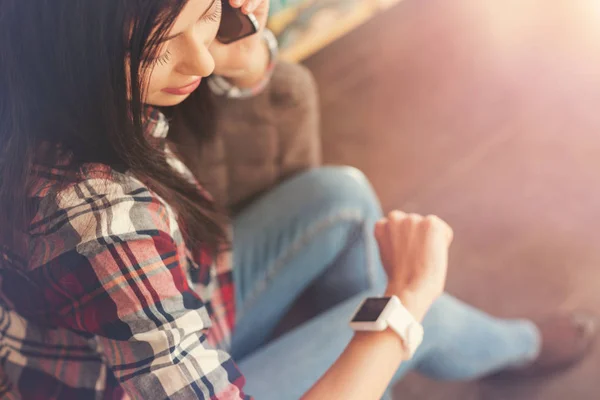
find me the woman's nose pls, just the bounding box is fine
[176,35,215,77]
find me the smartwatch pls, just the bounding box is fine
[350,296,424,359]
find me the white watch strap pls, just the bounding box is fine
[386,300,424,359]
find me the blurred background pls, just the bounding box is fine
[270,0,600,398]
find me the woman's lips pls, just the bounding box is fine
[162,78,202,95]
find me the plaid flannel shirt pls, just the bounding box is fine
[0,109,251,399]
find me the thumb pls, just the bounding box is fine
[374,219,386,243]
[374,219,394,272]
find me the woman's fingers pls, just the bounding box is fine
[243,0,259,14]
[230,0,262,14]
[424,214,454,244]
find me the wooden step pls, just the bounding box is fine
[268,0,403,62]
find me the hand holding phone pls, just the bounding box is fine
[211,0,271,85]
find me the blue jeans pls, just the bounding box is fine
[231,167,540,400]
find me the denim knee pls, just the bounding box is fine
[295,167,387,306]
[302,166,383,222]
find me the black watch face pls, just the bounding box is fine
[352,297,392,322]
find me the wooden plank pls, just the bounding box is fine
[268,1,312,35]
[268,0,404,62]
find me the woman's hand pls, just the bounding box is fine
[375,211,454,322]
[210,0,271,87]
[304,214,453,400]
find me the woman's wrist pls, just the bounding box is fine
[208,29,278,98]
[227,38,270,89]
[384,283,430,323]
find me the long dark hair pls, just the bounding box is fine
[0,0,227,258]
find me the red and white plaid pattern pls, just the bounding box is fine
[0,110,248,399]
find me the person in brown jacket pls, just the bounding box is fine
[167,1,597,398]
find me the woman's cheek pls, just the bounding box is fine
[144,68,169,100]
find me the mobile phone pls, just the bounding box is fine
[217,1,260,44]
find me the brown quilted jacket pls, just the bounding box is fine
[171,62,321,214]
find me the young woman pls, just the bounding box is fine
[0,1,596,399]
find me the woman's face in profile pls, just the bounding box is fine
[142,0,222,106]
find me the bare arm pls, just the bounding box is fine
[302,311,406,400]
[304,212,454,400]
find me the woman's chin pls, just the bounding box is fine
[146,91,193,107]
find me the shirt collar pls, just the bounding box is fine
[143,107,169,139]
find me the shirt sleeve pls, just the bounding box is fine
[29,176,250,400]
